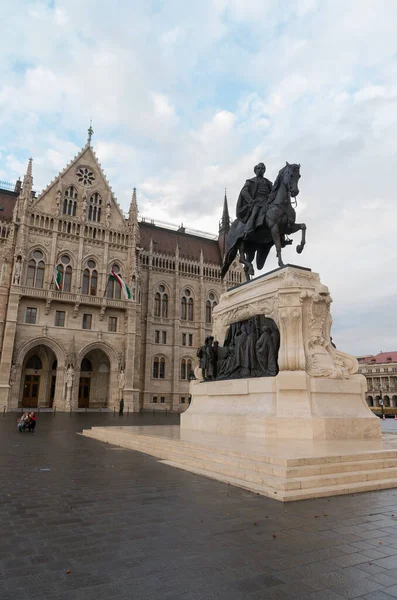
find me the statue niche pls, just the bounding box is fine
[197,315,280,381]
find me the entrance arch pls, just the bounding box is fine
[20,345,57,408]
[77,349,111,408]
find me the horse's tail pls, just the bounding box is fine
[221,246,238,279]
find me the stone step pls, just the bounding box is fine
[82,427,397,467]
[83,427,397,477]
[81,428,397,501]
[82,428,397,480]
[161,460,397,502]
[159,450,397,491]
[82,429,397,491]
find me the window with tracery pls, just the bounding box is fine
[63,186,77,216]
[88,192,102,222]
[153,356,165,379]
[181,289,194,321]
[26,250,45,288]
[56,254,72,292]
[206,293,218,324]
[107,264,122,299]
[180,358,193,380]
[154,285,168,317]
[82,259,98,296]
[76,166,95,186]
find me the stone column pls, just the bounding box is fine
[0,287,21,409]
[123,304,139,411]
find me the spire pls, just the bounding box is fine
[20,157,34,209]
[129,187,138,224]
[87,119,94,145]
[219,188,231,235]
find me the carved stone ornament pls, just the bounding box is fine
[73,302,80,318]
[212,267,358,380]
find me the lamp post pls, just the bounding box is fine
[379,388,384,420]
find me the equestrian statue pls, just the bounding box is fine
[221,162,306,281]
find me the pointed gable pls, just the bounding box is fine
[33,144,126,229]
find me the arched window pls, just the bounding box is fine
[154,293,161,317]
[205,293,218,324]
[153,357,166,379]
[162,294,168,317]
[206,301,212,324]
[56,254,72,292]
[89,192,102,223]
[82,259,98,296]
[153,357,159,378]
[63,186,77,216]
[181,297,187,320]
[107,264,122,299]
[81,358,92,372]
[188,298,194,321]
[181,289,193,321]
[180,359,186,380]
[187,359,193,379]
[180,358,193,380]
[160,357,165,379]
[26,355,42,370]
[154,285,168,317]
[26,250,45,288]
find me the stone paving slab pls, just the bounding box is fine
[3,414,397,599]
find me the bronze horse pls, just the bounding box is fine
[221,163,306,281]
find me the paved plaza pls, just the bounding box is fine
[3,415,397,599]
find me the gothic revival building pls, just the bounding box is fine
[0,137,240,412]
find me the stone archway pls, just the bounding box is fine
[367,395,374,407]
[74,342,118,409]
[384,395,391,408]
[19,346,57,408]
[11,337,66,410]
[392,395,397,408]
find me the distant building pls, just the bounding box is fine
[358,352,397,408]
[0,134,241,412]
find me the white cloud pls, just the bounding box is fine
[1,0,397,354]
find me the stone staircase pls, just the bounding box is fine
[81,426,397,501]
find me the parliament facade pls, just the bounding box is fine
[0,139,241,412]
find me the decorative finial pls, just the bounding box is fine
[87,119,94,145]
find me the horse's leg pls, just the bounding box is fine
[296,223,306,254]
[238,241,254,281]
[269,223,284,267]
[287,222,307,254]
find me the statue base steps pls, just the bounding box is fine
[182,372,381,440]
[81,425,397,502]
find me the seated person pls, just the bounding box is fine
[17,412,29,432]
[27,412,36,432]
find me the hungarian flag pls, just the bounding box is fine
[53,266,63,291]
[109,269,131,300]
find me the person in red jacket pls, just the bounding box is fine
[28,412,36,432]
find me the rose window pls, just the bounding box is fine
[76,167,95,186]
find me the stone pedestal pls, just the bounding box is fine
[84,265,387,502]
[181,265,381,441]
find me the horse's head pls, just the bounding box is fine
[284,162,301,197]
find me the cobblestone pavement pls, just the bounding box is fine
[3,414,397,599]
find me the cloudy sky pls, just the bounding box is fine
[1,0,396,355]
